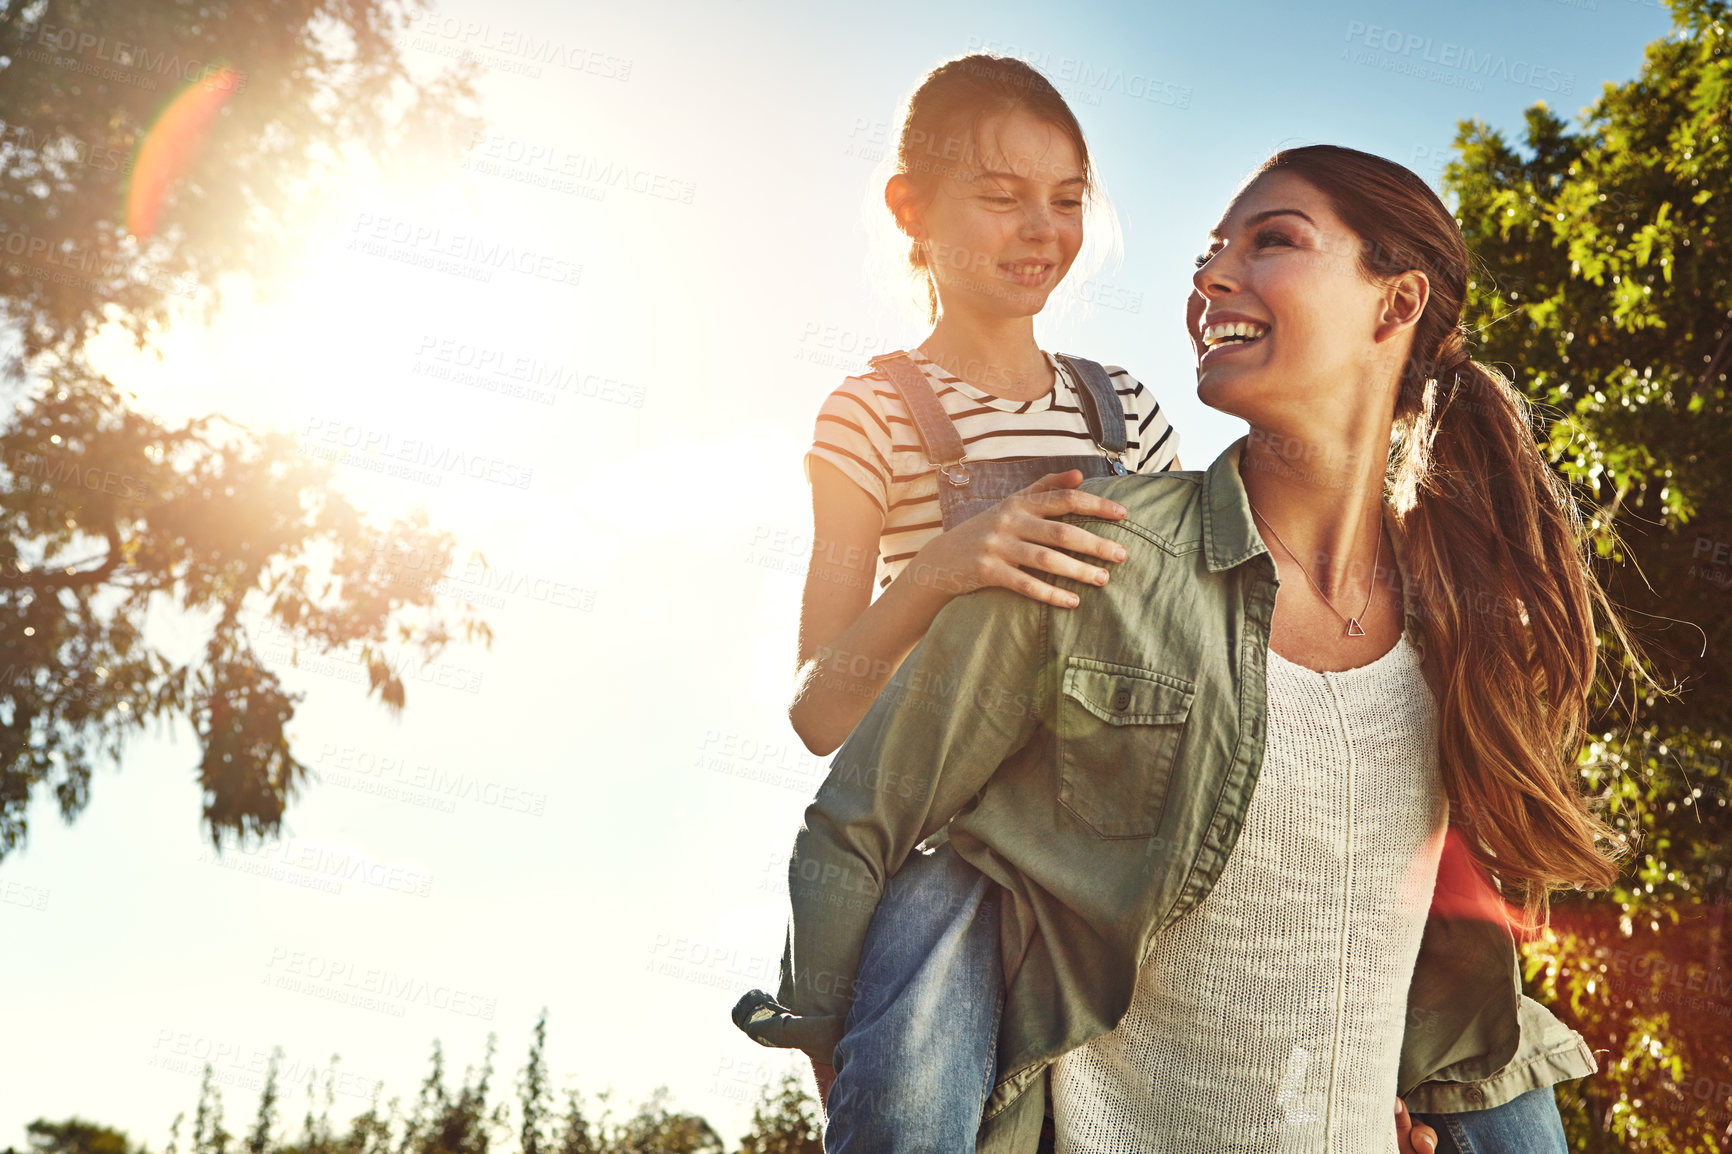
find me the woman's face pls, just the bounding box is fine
[899,108,1086,321]
[1189,171,1411,437]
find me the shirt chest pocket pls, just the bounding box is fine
[1057,658,1196,839]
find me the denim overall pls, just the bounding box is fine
[823,349,1129,1154]
[870,349,1131,532]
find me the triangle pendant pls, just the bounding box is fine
[1346,618,1367,637]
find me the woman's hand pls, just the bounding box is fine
[903,469,1130,608]
[1396,1097,1438,1153]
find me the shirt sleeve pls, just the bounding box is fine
[803,378,894,515]
[1107,367,1181,474]
[767,585,1046,1063]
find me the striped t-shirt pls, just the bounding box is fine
[804,348,1180,592]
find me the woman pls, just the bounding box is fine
[738,146,1621,1152]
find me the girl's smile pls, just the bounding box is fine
[1000,259,1057,287]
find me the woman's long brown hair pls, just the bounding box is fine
[1253,145,1638,927]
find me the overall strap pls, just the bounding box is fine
[1055,354,1129,461]
[869,351,971,486]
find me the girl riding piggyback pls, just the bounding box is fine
[737,52,1180,1152]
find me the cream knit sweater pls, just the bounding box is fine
[1051,637,1449,1153]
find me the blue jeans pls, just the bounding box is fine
[824,842,1004,1154]
[1412,1086,1569,1153]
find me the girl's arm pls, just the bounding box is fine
[790,459,1128,755]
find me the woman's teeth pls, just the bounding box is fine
[1201,321,1271,350]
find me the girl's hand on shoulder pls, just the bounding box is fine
[907,469,1129,608]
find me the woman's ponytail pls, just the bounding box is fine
[1391,340,1625,925]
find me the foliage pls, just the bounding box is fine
[23,1119,139,1154]
[732,1074,821,1154]
[18,1015,815,1154]
[1444,0,1732,1147]
[0,0,488,860]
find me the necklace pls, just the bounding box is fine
[1246,497,1383,638]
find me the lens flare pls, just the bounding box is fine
[126,67,245,238]
[1429,826,1524,932]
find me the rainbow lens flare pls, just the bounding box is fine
[125,67,245,238]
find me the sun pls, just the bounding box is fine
[91,159,591,538]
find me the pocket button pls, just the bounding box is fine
[1111,686,1132,712]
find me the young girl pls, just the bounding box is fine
[740,146,1616,1154]
[787,52,1180,762]
[760,51,1180,1149]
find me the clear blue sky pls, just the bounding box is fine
[1,0,1673,1146]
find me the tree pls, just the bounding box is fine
[24,1120,138,1154]
[550,1092,599,1154]
[0,0,487,860]
[1445,0,1732,1148]
[517,1011,552,1154]
[248,1051,284,1154]
[734,1073,822,1154]
[601,1090,723,1154]
[191,1067,233,1154]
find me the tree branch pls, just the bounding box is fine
[3,522,123,589]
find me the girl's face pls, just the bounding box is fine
[1189,171,1419,438]
[900,108,1086,320]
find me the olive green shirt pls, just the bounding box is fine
[739,439,1594,1148]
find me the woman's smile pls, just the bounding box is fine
[1198,316,1272,364]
